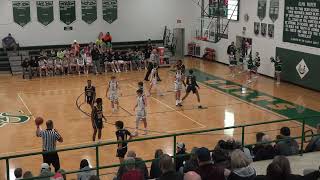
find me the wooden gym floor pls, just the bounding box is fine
[0,57,319,179]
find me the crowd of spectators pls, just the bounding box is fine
[13,125,320,180]
[21,32,157,79]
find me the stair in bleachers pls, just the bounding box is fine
[0,51,11,74]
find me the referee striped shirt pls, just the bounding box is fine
[37,129,61,151]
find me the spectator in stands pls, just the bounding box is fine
[150,149,163,179]
[52,171,64,180]
[158,154,183,180]
[274,127,299,156]
[176,142,188,172]
[2,33,18,52]
[58,169,66,180]
[14,168,23,180]
[36,120,64,172]
[21,58,31,79]
[255,162,283,180]
[103,32,112,48]
[305,123,320,152]
[89,175,100,180]
[183,147,199,173]
[252,132,265,156]
[227,42,236,56]
[212,140,232,169]
[225,149,256,180]
[116,151,148,180]
[71,40,80,56]
[254,135,276,161]
[77,159,95,180]
[39,163,55,180]
[184,171,202,180]
[91,45,101,75]
[121,157,144,180]
[23,171,33,179]
[195,147,225,180]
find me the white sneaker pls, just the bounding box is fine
[142,130,148,135]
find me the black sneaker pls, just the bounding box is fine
[178,103,183,107]
[198,105,203,109]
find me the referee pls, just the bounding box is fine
[36,120,63,172]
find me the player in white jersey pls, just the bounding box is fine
[46,57,55,75]
[38,58,47,77]
[148,64,163,96]
[174,67,183,106]
[133,89,147,136]
[77,56,85,75]
[106,76,120,113]
[55,58,64,75]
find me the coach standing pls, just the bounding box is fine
[36,120,63,172]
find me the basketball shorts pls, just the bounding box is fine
[109,93,118,102]
[136,109,146,120]
[94,118,103,129]
[86,96,94,104]
[116,147,128,158]
[175,82,183,92]
[186,86,197,94]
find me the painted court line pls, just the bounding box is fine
[17,92,34,120]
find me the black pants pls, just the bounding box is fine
[42,151,60,172]
[144,62,161,81]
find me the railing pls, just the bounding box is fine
[1,115,320,180]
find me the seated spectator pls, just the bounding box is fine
[176,142,188,172]
[225,149,256,180]
[52,171,64,180]
[212,140,232,169]
[121,157,143,180]
[14,168,23,180]
[183,147,199,173]
[195,147,225,180]
[116,151,148,180]
[77,159,95,180]
[274,127,299,156]
[305,123,320,152]
[23,171,33,179]
[57,169,66,180]
[39,163,55,180]
[89,175,100,180]
[251,132,265,156]
[157,154,183,180]
[254,162,283,180]
[2,33,18,52]
[254,135,276,161]
[150,149,163,179]
[184,171,202,180]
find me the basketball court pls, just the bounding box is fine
[0,58,319,179]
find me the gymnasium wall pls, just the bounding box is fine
[0,0,199,48]
[198,0,320,78]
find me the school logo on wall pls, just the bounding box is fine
[0,113,30,127]
[296,59,309,79]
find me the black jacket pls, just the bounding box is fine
[156,171,183,180]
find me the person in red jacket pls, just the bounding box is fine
[103,32,112,48]
[121,157,143,180]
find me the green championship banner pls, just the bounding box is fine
[257,0,267,21]
[59,0,76,25]
[283,0,320,48]
[36,1,54,26]
[102,0,118,24]
[81,0,97,24]
[12,1,31,27]
[276,47,320,91]
[269,0,279,22]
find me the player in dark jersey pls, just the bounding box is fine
[181,69,202,109]
[85,80,96,106]
[271,56,282,85]
[91,98,106,143]
[115,121,133,163]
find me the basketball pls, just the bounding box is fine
[35,117,44,126]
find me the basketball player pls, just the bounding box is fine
[106,76,120,113]
[46,57,55,76]
[246,53,254,83]
[38,57,47,77]
[181,69,203,109]
[115,120,133,163]
[91,98,106,142]
[229,51,237,77]
[174,67,183,106]
[148,64,163,96]
[138,81,144,94]
[176,60,186,87]
[133,89,147,136]
[77,55,85,75]
[85,80,96,106]
[54,58,64,75]
[271,56,282,85]
[253,52,261,78]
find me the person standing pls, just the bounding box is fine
[181,70,202,109]
[36,120,63,172]
[91,98,106,143]
[85,80,96,106]
[91,45,101,75]
[115,121,133,163]
[144,49,161,81]
[133,89,148,136]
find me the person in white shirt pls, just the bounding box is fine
[106,76,120,113]
[133,89,148,136]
